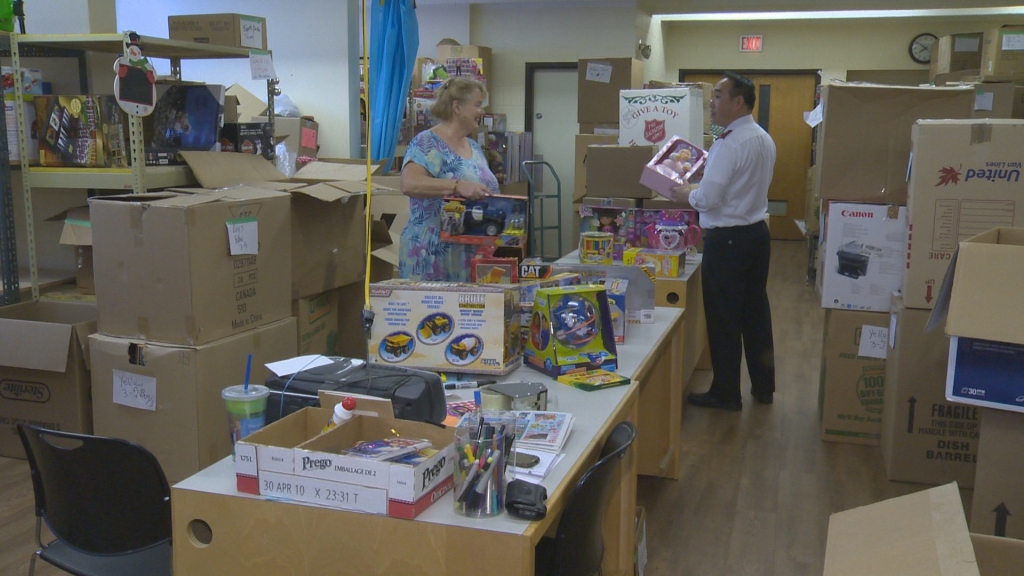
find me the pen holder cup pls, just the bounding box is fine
[453,412,516,518]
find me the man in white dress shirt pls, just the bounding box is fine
[673,72,776,411]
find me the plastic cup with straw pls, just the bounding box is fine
[222,353,270,446]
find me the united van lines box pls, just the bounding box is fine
[971,409,1024,539]
[818,309,888,445]
[367,281,522,375]
[294,289,339,356]
[930,33,984,80]
[574,133,617,200]
[578,58,644,124]
[618,87,705,149]
[821,203,907,312]
[981,26,1024,79]
[0,301,96,459]
[814,82,974,204]
[905,120,1024,309]
[168,13,267,50]
[881,295,978,488]
[585,145,657,199]
[89,187,292,346]
[89,317,296,484]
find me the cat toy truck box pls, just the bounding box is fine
[367,281,522,375]
[525,285,618,377]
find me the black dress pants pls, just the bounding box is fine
[701,220,775,403]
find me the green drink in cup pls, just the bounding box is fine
[222,384,270,445]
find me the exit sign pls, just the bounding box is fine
[740,35,763,52]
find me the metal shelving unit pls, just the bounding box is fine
[9,32,279,301]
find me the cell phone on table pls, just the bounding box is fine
[513,452,540,468]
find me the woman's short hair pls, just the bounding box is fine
[430,77,486,121]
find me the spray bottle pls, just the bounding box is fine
[322,396,357,433]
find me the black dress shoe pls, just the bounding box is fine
[687,392,742,411]
[752,392,774,405]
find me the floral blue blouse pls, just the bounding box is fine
[398,131,500,282]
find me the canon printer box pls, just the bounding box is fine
[821,202,908,313]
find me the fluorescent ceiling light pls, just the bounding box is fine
[656,6,1024,22]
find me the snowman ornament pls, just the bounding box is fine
[113,31,156,117]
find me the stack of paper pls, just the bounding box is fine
[510,448,565,480]
[514,411,575,453]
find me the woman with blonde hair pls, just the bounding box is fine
[399,77,500,281]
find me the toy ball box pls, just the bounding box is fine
[440,195,528,249]
[640,136,707,200]
[525,285,618,377]
[518,273,583,346]
[367,280,522,375]
[622,247,685,278]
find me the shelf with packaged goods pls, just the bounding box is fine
[12,33,253,60]
[27,165,196,190]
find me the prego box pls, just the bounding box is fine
[367,281,522,375]
[618,87,705,149]
[881,295,978,488]
[819,309,888,445]
[904,120,1024,309]
[0,301,96,459]
[168,13,267,50]
[89,187,292,346]
[821,202,907,312]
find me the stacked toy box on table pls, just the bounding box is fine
[524,285,618,377]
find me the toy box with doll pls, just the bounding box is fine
[633,208,701,254]
[525,285,618,377]
[440,195,528,249]
[36,95,128,167]
[578,203,631,260]
[640,136,707,200]
[622,247,685,278]
[367,280,522,375]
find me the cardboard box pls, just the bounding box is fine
[578,58,644,124]
[821,203,907,312]
[219,122,273,159]
[89,317,296,484]
[90,187,292,346]
[334,281,369,359]
[824,482,1024,576]
[181,152,374,300]
[294,289,339,357]
[935,69,983,86]
[819,309,888,445]
[579,123,619,135]
[168,13,267,50]
[585,145,657,199]
[253,115,320,164]
[0,301,96,459]
[971,409,1024,538]
[904,120,1024,309]
[981,26,1024,79]
[227,83,268,119]
[622,248,684,278]
[574,134,618,200]
[881,295,979,488]
[969,83,1024,119]
[814,82,974,204]
[47,206,94,295]
[931,33,985,80]
[804,167,820,236]
[619,87,705,149]
[36,95,127,168]
[367,281,522,375]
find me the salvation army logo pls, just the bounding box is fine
[936,165,962,186]
[644,119,666,144]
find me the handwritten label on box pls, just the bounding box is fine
[300,126,318,149]
[585,62,613,83]
[240,16,264,49]
[1002,32,1024,51]
[112,369,156,411]
[858,325,889,359]
[227,217,258,255]
[250,50,276,81]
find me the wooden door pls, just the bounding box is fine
[684,73,817,241]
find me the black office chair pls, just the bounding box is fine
[535,421,637,576]
[17,424,172,576]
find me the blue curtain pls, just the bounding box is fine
[369,0,418,173]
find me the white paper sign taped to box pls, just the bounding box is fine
[227,217,259,255]
[586,62,613,83]
[858,325,889,359]
[1002,32,1024,51]
[112,369,156,411]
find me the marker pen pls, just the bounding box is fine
[443,379,496,390]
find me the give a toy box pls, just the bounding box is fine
[525,285,618,377]
[367,281,521,375]
[440,195,528,250]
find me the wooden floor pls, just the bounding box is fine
[0,240,971,576]
[637,239,972,576]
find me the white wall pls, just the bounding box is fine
[635,10,666,82]
[470,2,636,132]
[116,0,361,157]
[416,5,471,58]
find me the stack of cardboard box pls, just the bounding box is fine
[814,82,975,447]
[931,28,1024,122]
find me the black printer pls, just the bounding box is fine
[836,241,870,279]
[264,357,446,425]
